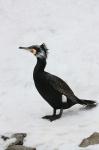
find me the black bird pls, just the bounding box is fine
[19,43,97,121]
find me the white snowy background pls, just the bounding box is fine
[0,0,99,149]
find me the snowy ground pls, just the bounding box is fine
[0,0,99,149]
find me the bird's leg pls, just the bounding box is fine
[42,108,63,121]
[42,109,56,119]
[48,108,63,121]
[53,109,56,116]
[59,108,63,117]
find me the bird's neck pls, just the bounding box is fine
[34,58,47,73]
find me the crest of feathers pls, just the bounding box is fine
[40,43,49,58]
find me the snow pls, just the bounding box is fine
[0,0,99,149]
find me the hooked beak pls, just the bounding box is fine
[19,46,36,55]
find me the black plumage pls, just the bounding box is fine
[19,43,97,121]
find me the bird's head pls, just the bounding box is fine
[19,43,48,59]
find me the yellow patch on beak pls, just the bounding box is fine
[32,49,37,55]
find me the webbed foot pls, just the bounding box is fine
[42,114,62,121]
[42,108,63,121]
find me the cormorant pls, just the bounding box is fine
[19,43,96,121]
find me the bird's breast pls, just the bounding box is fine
[33,73,62,108]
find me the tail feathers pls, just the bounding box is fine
[77,99,97,106]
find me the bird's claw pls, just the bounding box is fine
[42,115,61,121]
[42,115,52,119]
[42,115,54,121]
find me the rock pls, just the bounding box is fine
[79,132,99,147]
[1,133,26,145]
[1,135,9,141]
[11,133,27,145]
[6,145,36,150]
[1,133,36,150]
